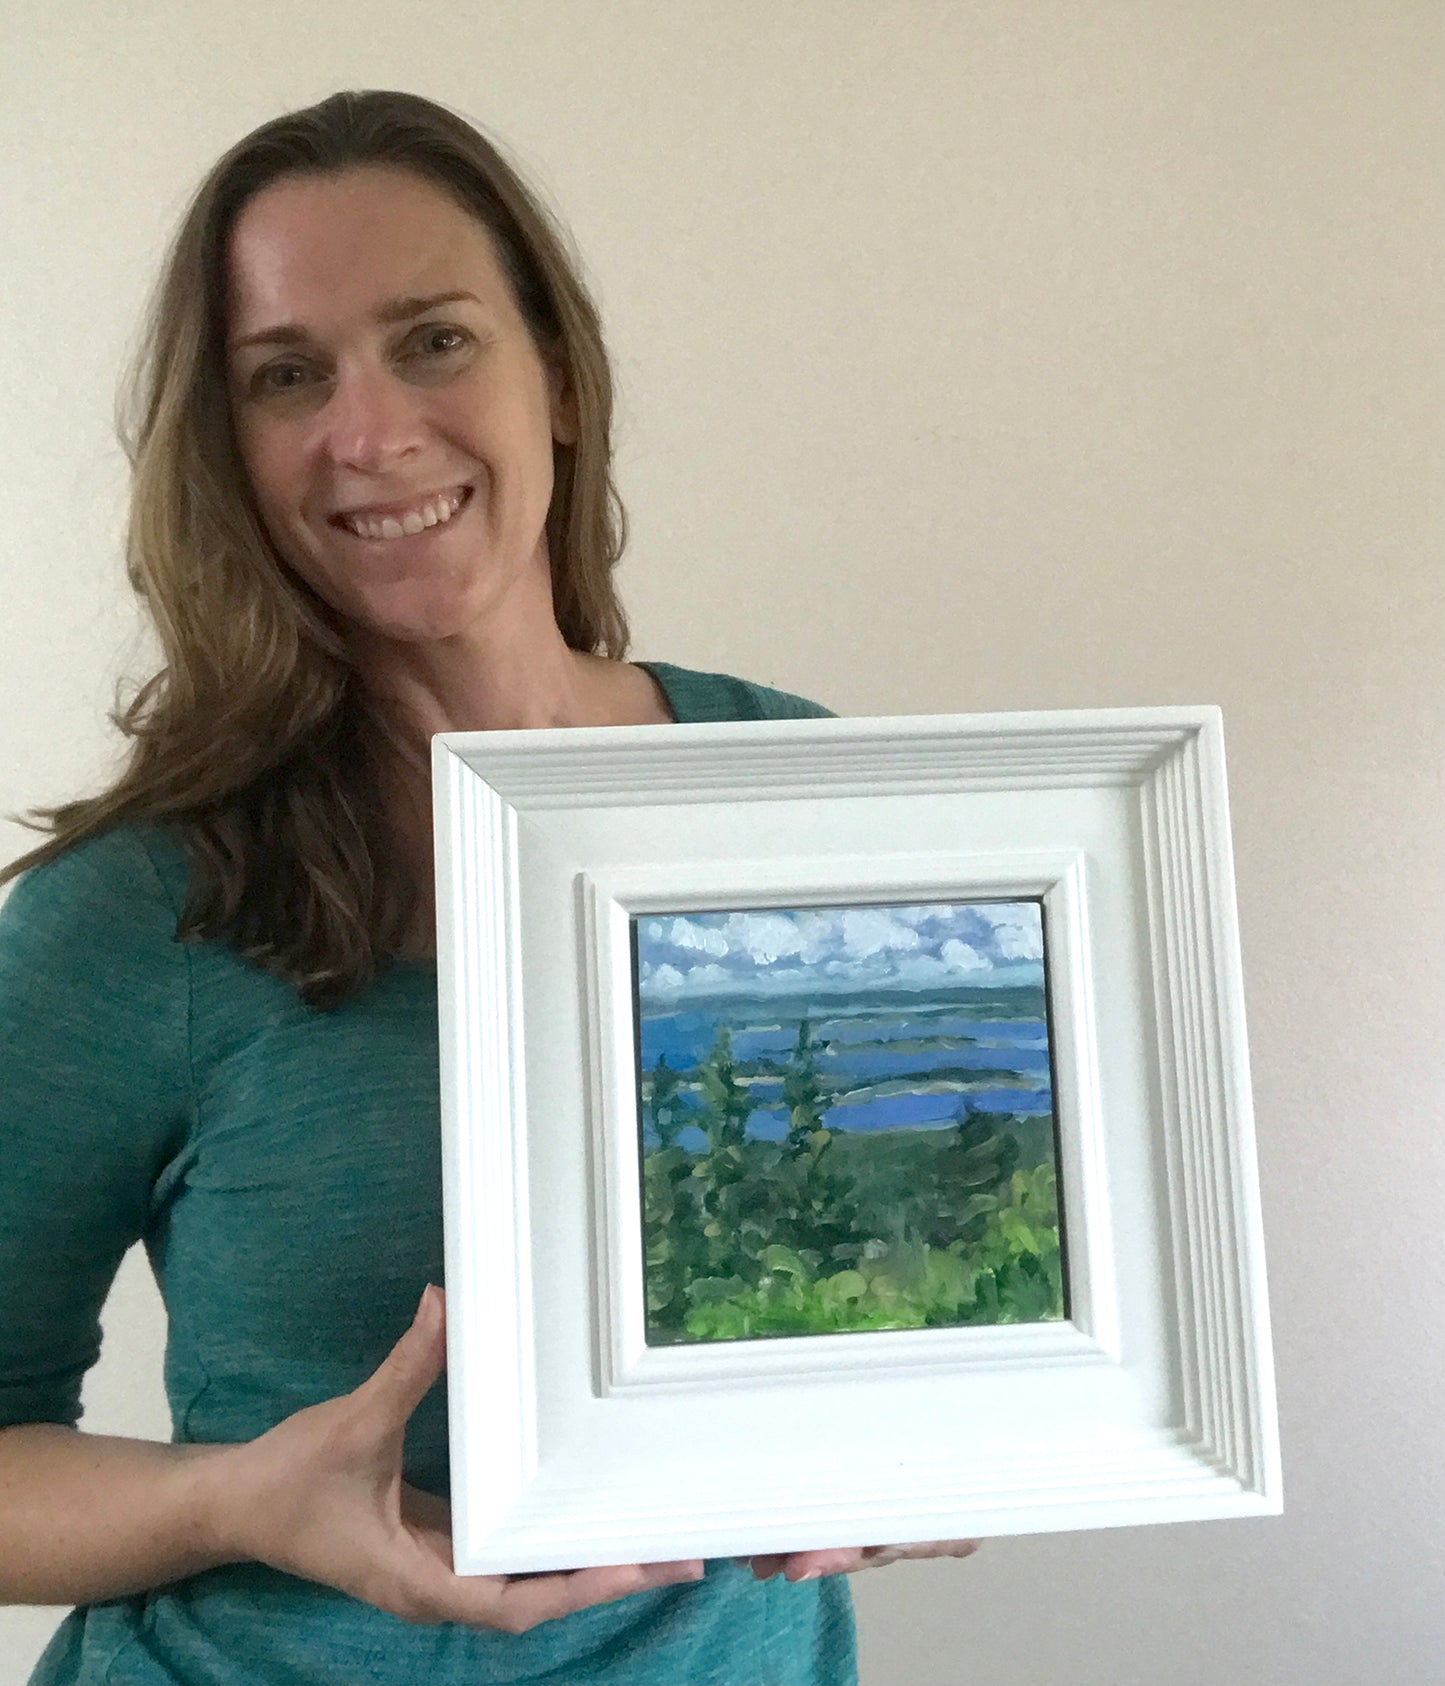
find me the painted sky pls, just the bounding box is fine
[635,900,1045,1003]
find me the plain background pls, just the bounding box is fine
[1,3,1440,1682]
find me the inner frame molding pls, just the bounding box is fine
[580,849,1116,1395]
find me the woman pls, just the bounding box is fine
[0,90,974,1685]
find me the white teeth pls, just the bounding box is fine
[343,489,465,540]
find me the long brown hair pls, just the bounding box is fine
[2,90,630,1008]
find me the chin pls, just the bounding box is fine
[343,589,492,648]
[307,554,531,650]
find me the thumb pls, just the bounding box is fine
[357,1284,447,1426]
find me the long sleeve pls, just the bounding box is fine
[0,828,192,1428]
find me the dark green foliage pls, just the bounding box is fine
[910,1107,1021,1251]
[648,1054,686,1148]
[773,1018,866,1273]
[781,1017,826,1138]
[641,1026,1064,1344]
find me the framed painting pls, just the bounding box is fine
[432,706,1281,1574]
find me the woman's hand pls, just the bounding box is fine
[209,1285,705,1632]
[738,1540,981,1582]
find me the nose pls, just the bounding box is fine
[317,361,427,473]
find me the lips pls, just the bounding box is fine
[331,483,473,541]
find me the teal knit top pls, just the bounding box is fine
[0,663,856,1686]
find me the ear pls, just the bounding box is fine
[547,358,579,447]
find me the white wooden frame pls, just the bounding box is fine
[432,707,1280,1574]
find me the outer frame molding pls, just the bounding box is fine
[433,707,1280,1573]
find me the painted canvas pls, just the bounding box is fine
[632,900,1066,1346]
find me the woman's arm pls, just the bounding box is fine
[0,1288,703,1628]
[0,1423,232,1604]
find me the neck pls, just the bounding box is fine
[360,624,600,744]
[345,588,669,962]
[344,575,670,894]
[348,569,627,754]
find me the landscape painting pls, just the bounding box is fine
[632,899,1066,1346]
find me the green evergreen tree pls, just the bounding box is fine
[697,1025,751,1155]
[686,1026,755,1285]
[648,1053,685,1148]
[781,1017,827,1147]
[774,1015,862,1270]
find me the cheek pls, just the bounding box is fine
[239,434,305,524]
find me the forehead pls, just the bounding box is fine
[226,165,514,335]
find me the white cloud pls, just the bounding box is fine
[839,907,920,959]
[791,911,840,963]
[723,911,806,964]
[941,939,990,974]
[640,900,1046,1001]
[984,907,1044,961]
[668,917,729,957]
[887,905,938,930]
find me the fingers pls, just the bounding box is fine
[400,1560,707,1634]
[383,1494,706,1635]
[743,1539,983,1582]
[489,1561,706,1631]
[356,1285,447,1426]
[777,1548,873,1581]
[887,1539,980,1562]
[740,1547,879,1581]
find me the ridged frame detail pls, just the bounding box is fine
[433,705,1280,1572]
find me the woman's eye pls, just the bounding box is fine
[413,325,467,357]
[253,361,315,395]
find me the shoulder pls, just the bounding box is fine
[0,823,188,975]
[638,661,836,724]
[0,823,194,1175]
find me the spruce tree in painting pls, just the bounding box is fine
[781,1017,826,1145]
[777,1016,863,1272]
[648,1053,685,1149]
[684,1027,757,1298]
[697,1026,750,1154]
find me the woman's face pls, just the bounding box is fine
[225,165,575,647]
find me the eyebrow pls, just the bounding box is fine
[228,290,483,354]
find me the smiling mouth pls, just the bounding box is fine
[331,484,473,541]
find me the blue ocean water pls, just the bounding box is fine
[638,993,1055,1146]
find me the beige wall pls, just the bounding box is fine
[2,2,1440,1680]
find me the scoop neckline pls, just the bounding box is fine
[396,660,686,973]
